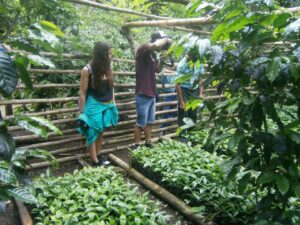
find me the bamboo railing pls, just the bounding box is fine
[1,51,223,169]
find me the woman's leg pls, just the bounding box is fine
[96,133,104,155]
[88,142,98,163]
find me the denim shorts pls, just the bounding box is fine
[135,95,156,128]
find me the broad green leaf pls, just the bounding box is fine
[15,115,48,138]
[210,45,223,65]
[39,20,64,37]
[196,39,211,56]
[14,56,32,90]
[7,187,38,204]
[295,184,300,198]
[30,117,62,135]
[284,18,300,36]
[258,171,275,184]
[175,73,192,84]
[287,130,300,144]
[293,47,300,62]
[0,168,17,185]
[0,130,15,161]
[221,157,241,178]
[266,57,281,82]
[0,50,18,95]
[28,54,55,68]
[273,13,291,29]
[275,175,289,195]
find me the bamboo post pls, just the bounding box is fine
[15,200,33,225]
[108,154,211,225]
[64,0,171,20]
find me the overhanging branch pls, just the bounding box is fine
[123,16,214,28]
[64,0,171,20]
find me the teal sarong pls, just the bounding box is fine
[77,95,118,145]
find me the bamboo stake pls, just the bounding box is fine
[123,16,214,28]
[108,154,209,225]
[64,0,171,20]
[15,200,33,225]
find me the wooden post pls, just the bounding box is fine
[15,200,33,225]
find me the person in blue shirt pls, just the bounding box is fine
[175,47,205,127]
[160,68,177,131]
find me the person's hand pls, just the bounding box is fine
[162,38,172,51]
[179,100,185,110]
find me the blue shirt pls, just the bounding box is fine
[161,73,176,93]
[176,57,204,89]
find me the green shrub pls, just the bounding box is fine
[33,167,173,225]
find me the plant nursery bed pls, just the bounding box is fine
[30,165,192,224]
[132,140,257,225]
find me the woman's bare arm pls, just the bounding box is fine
[79,67,89,113]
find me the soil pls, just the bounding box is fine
[0,201,21,225]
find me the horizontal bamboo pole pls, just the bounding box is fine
[108,153,209,225]
[19,117,177,149]
[26,132,176,170]
[14,128,76,143]
[14,51,134,63]
[16,84,79,89]
[14,83,176,90]
[8,102,178,132]
[5,107,79,120]
[21,136,84,149]
[15,200,33,225]
[3,92,222,106]
[47,124,177,156]
[64,0,171,20]
[50,145,86,155]
[14,108,178,143]
[123,16,214,28]
[40,52,134,63]
[26,154,86,170]
[171,27,211,35]
[28,69,136,76]
[0,97,78,105]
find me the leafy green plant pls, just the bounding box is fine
[0,20,63,207]
[170,1,300,223]
[33,167,173,225]
[132,140,257,224]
